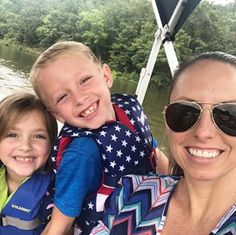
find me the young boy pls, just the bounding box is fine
[30,41,168,234]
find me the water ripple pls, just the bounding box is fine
[0,58,32,100]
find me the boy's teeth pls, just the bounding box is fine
[188,148,220,158]
[81,103,96,117]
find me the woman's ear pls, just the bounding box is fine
[102,64,113,88]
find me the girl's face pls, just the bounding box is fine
[166,60,236,181]
[0,110,51,180]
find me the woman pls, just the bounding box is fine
[90,51,236,235]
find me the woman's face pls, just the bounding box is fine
[166,60,236,180]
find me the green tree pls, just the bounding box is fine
[74,9,108,59]
[0,0,235,87]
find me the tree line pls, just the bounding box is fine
[0,0,235,87]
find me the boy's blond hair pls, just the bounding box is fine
[30,41,102,100]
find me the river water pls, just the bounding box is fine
[0,44,168,150]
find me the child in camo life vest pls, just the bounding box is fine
[30,41,169,235]
[0,92,57,235]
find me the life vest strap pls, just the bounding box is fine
[0,215,40,230]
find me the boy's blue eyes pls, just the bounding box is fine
[56,76,92,103]
[80,76,91,85]
[57,94,67,103]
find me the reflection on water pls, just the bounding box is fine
[0,44,36,74]
[0,44,169,151]
[0,58,32,100]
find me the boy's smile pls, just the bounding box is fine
[79,101,98,119]
[37,53,115,129]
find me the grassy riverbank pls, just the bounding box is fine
[0,39,43,55]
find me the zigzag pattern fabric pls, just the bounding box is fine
[103,175,178,235]
[91,175,236,235]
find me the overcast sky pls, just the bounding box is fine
[208,0,234,5]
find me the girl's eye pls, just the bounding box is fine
[34,134,47,140]
[80,76,92,85]
[6,132,17,138]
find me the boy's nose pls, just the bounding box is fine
[74,93,89,105]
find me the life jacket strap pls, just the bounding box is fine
[0,215,40,230]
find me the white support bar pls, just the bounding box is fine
[135,0,184,104]
[163,40,179,76]
[151,0,164,28]
[168,0,188,33]
[135,29,162,104]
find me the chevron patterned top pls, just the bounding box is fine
[90,175,236,235]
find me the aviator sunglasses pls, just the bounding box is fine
[163,101,236,136]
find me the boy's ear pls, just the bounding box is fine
[102,64,113,88]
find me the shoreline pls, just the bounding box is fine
[0,40,44,55]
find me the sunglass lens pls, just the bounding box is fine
[213,104,236,136]
[165,102,201,132]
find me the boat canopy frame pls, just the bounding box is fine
[135,0,201,104]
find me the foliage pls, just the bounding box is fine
[0,0,235,87]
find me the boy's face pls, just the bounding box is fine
[37,53,115,129]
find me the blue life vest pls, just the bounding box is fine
[0,171,54,235]
[53,94,157,234]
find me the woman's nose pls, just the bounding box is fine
[193,108,217,140]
